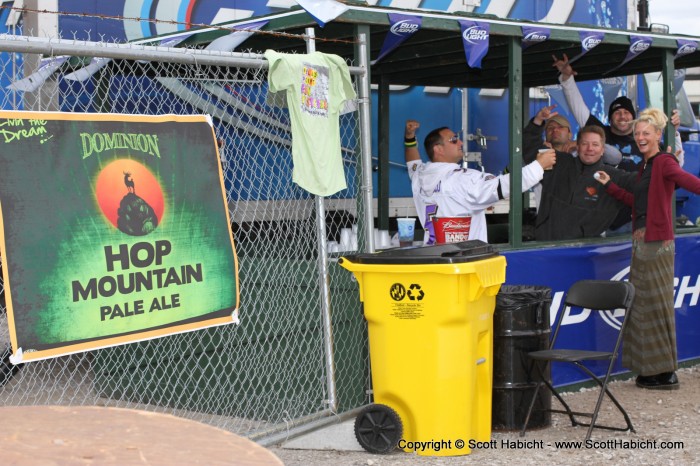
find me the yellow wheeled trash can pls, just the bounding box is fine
[340,241,506,456]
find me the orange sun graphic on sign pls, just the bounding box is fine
[95,160,165,230]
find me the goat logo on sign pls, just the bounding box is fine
[95,161,164,236]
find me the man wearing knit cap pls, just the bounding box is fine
[605,96,637,167]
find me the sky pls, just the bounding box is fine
[648,0,697,36]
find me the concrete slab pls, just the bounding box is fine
[281,419,363,451]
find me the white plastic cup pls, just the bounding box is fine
[397,218,416,247]
[379,230,391,248]
[539,148,554,170]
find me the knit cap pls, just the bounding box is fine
[608,96,636,121]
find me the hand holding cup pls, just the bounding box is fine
[537,148,556,171]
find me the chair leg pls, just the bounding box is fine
[586,375,609,441]
[575,366,635,440]
[523,360,635,439]
[521,361,579,436]
[540,377,580,427]
[519,380,544,437]
[601,387,635,433]
[520,359,554,437]
[572,363,635,439]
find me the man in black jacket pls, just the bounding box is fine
[524,125,633,241]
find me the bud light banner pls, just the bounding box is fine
[373,13,421,64]
[675,39,698,59]
[502,236,700,387]
[459,20,490,69]
[0,111,239,363]
[607,34,652,75]
[567,30,604,65]
[521,26,550,50]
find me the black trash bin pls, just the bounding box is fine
[492,285,552,431]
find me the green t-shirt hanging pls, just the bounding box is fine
[265,50,356,196]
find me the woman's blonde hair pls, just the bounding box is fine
[633,107,668,133]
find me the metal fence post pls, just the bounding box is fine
[305,27,338,414]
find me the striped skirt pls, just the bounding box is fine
[622,229,677,376]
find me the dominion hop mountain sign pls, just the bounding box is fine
[0,111,239,363]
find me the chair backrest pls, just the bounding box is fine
[549,279,635,346]
[564,280,635,312]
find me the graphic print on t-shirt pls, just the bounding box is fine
[301,62,329,117]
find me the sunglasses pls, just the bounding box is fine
[436,135,459,146]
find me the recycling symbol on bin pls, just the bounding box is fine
[407,284,424,301]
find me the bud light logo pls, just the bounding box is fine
[551,268,632,331]
[463,26,488,44]
[524,32,547,43]
[630,40,650,54]
[582,36,602,51]
[677,43,697,56]
[374,14,422,64]
[390,20,419,35]
[521,26,549,49]
[460,20,489,68]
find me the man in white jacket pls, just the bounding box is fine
[404,120,556,243]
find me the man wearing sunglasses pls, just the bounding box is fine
[404,120,556,243]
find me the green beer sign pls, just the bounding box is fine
[0,112,238,362]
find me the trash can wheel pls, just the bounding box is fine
[354,403,403,454]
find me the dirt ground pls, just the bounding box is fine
[270,365,699,465]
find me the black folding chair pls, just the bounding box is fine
[519,279,636,441]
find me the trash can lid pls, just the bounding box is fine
[341,240,498,265]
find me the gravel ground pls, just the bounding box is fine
[270,365,699,465]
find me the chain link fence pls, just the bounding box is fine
[0,32,372,442]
